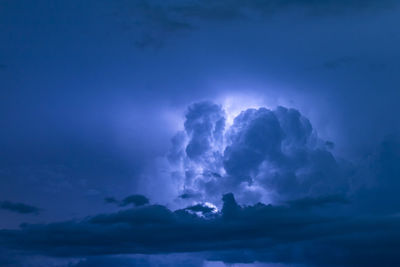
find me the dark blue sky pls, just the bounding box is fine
[1,0,400,266]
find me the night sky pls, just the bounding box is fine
[1,0,400,266]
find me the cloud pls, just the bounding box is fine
[167,101,350,205]
[89,204,172,225]
[113,0,194,48]
[169,0,394,24]
[120,195,150,207]
[0,201,40,215]
[114,0,397,47]
[104,194,150,207]
[184,101,225,161]
[183,204,216,215]
[178,189,202,200]
[285,194,349,209]
[72,254,203,267]
[1,193,400,266]
[104,197,119,204]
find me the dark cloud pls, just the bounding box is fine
[285,194,349,209]
[104,197,119,204]
[89,204,172,225]
[73,254,203,267]
[178,189,202,200]
[74,256,140,267]
[0,201,40,215]
[184,204,213,213]
[104,195,150,207]
[221,193,241,220]
[1,193,400,266]
[120,194,150,207]
[181,203,217,217]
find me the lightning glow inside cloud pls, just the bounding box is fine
[154,100,349,209]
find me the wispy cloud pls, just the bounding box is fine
[114,0,397,47]
[0,201,40,215]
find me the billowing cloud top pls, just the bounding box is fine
[168,101,349,205]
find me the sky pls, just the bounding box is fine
[1,0,400,266]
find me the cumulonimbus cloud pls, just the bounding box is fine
[167,101,351,206]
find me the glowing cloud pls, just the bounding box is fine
[154,100,348,209]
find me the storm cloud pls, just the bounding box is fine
[167,101,351,205]
[2,0,400,266]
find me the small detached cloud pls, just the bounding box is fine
[104,194,150,207]
[104,197,119,205]
[178,189,202,200]
[0,201,41,215]
[120,195,150,207]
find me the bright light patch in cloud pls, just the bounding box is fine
[221,94,269,128]
[204,202,219,213]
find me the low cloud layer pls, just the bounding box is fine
[1,193,400,266]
